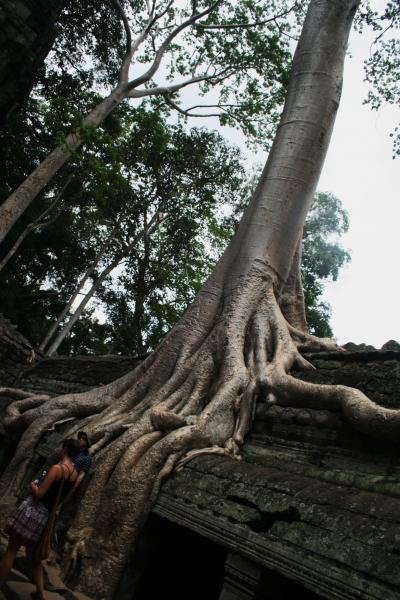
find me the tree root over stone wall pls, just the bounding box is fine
[1,267,399,599]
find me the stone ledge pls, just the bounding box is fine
[154,495,398,600]
[154,455,400,600]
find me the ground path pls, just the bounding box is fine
[0,553,92,600]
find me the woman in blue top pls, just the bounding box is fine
[0,438,80,600]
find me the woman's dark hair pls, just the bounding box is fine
[77,431,90,447]
[62,438,81,459]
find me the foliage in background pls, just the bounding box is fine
[355,1,400,157]
[302,192,350,337]
[0,98,248,354]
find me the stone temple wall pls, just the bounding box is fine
[0,0,64,123]
[154,346,400,600]
[0,314,36,387]
[16,354,142,397]
[1,337,400,599]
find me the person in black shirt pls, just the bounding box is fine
[63,432,92,504]
[0,438,80,600]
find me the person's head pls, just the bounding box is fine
[61,438,81,460]
[77,431,90,449]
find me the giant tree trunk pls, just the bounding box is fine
[2,1,399,599]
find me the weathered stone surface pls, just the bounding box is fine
[381,340,400,352]
[0,314,36,387]
[17,355,142,396]
[342,342,377,352]
[151,347,400,599]
[154,455,400,600]
[293,350,400,407]
[0,0,64,123]
[0,557,94,600]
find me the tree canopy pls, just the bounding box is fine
[45,0,304,144]
[0,87,350,354]
[355,0,400,156]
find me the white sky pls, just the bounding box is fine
[209,6,400,348]
[318,22,400,347]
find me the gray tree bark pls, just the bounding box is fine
[45,257,123,356]
[3,3,399,600]
[38,223,122,353]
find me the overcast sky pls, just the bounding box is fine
[215,5,400,348]
[316,18,400,347]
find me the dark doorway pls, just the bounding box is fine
[133,514,226,600]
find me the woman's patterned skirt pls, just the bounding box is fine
[4,496,49,547]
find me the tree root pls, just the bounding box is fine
[4,395,52,431]
[63,527,94,583]
[286,321,344,353]
[2,268,400,598]
[175,445,232,471]
[0,388,50,401]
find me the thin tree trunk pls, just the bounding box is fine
[131,261,148,355]
[0,88,125,245]
[130,210,151,355]
[39,251,108,354]
[39,223,120,353]
[45,258,122,355]
[0,223,35,273]
[0,175,72,273]
[45,211,162,355]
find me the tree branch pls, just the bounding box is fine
[129,64,235,98]
[195,2,298,31]
[126,0,223,92]
[115,1,161,86]
[112,0,132,53]
[162,96,225,118]
[154,0,174,22]
[372,16,398,45]
[0,175,73,273]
